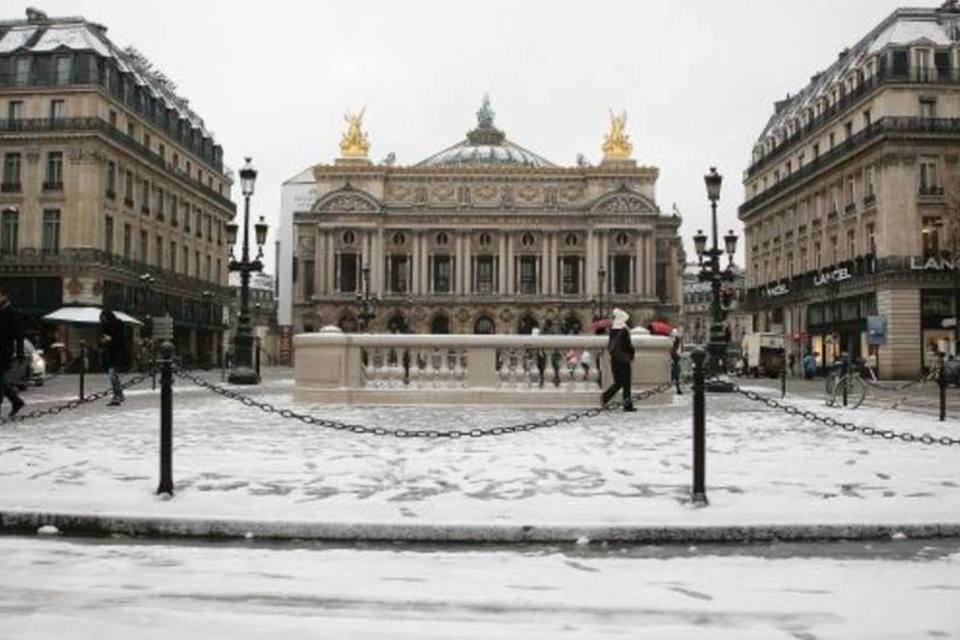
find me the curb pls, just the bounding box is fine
[3,510,959,544]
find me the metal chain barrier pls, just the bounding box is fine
[0,372,152,425]
[726,379,960,447]
[175,368,674,439]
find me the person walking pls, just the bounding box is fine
[0,286,26,417]
[99,309,127,406]
[670,336,683,395]
[601,308,636,411]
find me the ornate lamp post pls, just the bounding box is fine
[227,158,269,384]
[692,167,739,389]
[356,264,377,331]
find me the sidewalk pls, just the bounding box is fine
[1,372,959,542]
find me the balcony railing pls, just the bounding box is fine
[42,181,63,191]
[919,185,945,197]
[0,117,235,213]
[1,182,21,193]
[294,329,671,407]
[740,117,960,217]
[746,66,960,178]
[0,247,232,299]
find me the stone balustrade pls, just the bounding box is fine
[294,328,672,406]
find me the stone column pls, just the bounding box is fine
[454,233,463,295]
[317,229,327,295]
[463,232,472,294]
[412,232,421,295]
[374,228,384,296]
[540,235,550,296]
[551,233,559,295]
[635,235,644,297]
[506,233,515,295]
[599,231,609,295]
[498,233,507,294]
[586,229,597,296]
[325,231,335,294]
[421,234,430,294]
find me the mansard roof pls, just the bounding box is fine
[753,4,960,155]
[0,9,212,137]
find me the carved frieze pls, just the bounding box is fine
[473,184,497,202]
[431,185,456,202]
[517,185,540,203]
[386,184,412,202]
[593,193,656,214]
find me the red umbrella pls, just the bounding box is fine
[648,321,673,336]
[588,318,614,333]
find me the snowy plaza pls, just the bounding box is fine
[1,370,960,638]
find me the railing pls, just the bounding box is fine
[746,66,960,178]
[740,117,960,217]
[294,328,672,406]
[0,247,233,298]
[0,117,235,212]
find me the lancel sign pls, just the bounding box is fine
[813,267,853,287]
[764,283,790,297]
[911,256,960,272]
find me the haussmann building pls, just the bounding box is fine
[740,1,960,378]
[0,9,235,367]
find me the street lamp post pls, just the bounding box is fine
[692,167,739,390]
[356,264,376,331]
[227,158,269,385]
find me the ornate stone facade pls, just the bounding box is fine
[278,99,683,339]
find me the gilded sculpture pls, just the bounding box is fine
[602,109,633,161]
[340,108,370,159]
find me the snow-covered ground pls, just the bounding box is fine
[0,535,958,639]
[1,371,958,529]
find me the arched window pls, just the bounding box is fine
[436,232,449,246]
[337,312,358,333]
[562,315,583,335]
[564,233,578,247]
[430,313,450,334]
[521,232,535,247]
[342,231,355,245]
[517,314,538,335]
[474,315,496,335]
[387,313,409,334]
[392,232,405,246]
[478,232,492,246]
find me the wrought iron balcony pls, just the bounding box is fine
[1,182,21,193]
[919,185,945,197]
[42,181,63,191]
[746,66,960,178]
[0,117,235,213]
[740,117,960,217]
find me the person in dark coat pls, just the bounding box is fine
[601,308,636,412]
[670,336,683,395]
[99,309,127,406]
[0,286,26,417]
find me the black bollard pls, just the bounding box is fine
[78,341,87,401]
[157,341,174,496]
[255,336,262,378]
[151,341,157,391]
[691,348,708,506]
[940,352,947,423]
[841,353,849,408]
[781,359,787,399]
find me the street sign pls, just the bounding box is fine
[942,317,957,329]
[152,316,174,342]
[867,316,887,346]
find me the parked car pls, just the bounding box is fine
[5,339,46,390]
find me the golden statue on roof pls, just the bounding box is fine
[340,108,370,159]
[602,109,633,161]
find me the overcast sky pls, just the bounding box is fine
[14,0,912,272]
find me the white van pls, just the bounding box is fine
[741,333,785,378]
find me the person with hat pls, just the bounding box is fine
[601,308,636,411]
